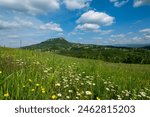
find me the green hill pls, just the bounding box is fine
[23,38,150,64]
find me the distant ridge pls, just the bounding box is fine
[22,37,150,64]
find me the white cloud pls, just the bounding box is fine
[139,28,150,33]
[110,0,129,7]
[111,34,125,38]
[40,22,63,32]
[76,23,100,31]
[0,18,33,29]
[0,0,60,15]
[77,10,114,26]
[96,29,113,35]
[134,0,150,7]
[63,0,92,10]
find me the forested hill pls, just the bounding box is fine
[22,38,150,64]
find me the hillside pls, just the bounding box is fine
[23,38,150,64]
[0,47,150,100]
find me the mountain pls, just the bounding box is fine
[23,37,72,51]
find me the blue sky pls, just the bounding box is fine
[0,0,150,47]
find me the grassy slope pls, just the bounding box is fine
[0,47,150,100]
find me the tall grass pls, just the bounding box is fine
[0,47,150,100]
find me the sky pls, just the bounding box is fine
[0,0,150,47]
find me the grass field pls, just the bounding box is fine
[0,47,150,100]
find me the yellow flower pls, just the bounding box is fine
[36,84,40,87]
[4,93,9,97]
[42,90,45,94]
[41,88,45,91]
[51,95,57,100]
[31,89,35,92]
[96,97,101,100]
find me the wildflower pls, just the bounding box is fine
[140,92,146,97]
[31,89,35,92]
[4,93,9,97]
[29,79,32,82]
[76,92,81,96]
[81,83,84,85]
[41,90,45,94]
[66,96,70,99]
[106,88,110,91]
[93,83,96,86]
[85,91,92,96]
[68,90,73,93]
[44,70,48,73]
[41,88,45,91]
[96,97,101,100]
[57,93,62,97]
[36,84,40,87]
[55,83,61,87]
[64,85,69,88]
[118,97,122,100]
[51,95,57,100]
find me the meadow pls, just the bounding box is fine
[0,47,150,100]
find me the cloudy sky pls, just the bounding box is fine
[0,0,150,47]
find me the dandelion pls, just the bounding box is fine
[85,91,92,96]
[96,97,101,100]
[36,84,40,87]
[4,92,9,97]
[31,89,35,92]
[51,95,57,100]
[41,90,45,94]
[41,88,45,91]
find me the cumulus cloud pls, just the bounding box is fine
[40,22,63,32]
[63,0,92,10]
[77,10,114,26]
[134,0,150,7]
[110,0,129,7]
[0,0,60,15]
[76,10,114,33]
[76,23,100,31]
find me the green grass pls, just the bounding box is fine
[0,47,150,100]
